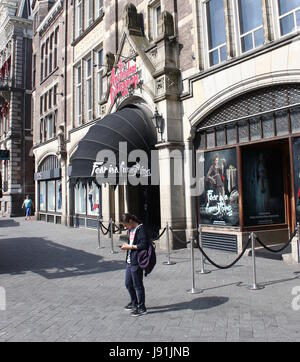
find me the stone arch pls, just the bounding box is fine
[36,152,59,170]
[189,72,300,132]
[38,154,60,172]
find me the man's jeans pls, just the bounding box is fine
[125,264,145,308]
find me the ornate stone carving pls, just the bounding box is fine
[159,11,175,38]
[148,49,157,66]
[106,52,115,72]
[156,77,165,94]
[56,124,66,160]
[123,3,142,36]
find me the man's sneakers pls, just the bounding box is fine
[124,302,136,311]
[131,306,147,317]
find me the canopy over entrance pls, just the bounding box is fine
[69,107,157,180]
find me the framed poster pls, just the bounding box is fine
[199,148,239,226]
[242,146,285,226]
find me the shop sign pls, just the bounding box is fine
[110,60,140,105]
[199,148,239,226]
[91,161,151,178]
[242,147,285,226]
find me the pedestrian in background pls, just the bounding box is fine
[120,213,149,317]
[22,195,34,221]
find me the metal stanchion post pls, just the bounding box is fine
[97,217,101,249]
[163,222,176,265]
[196,224,211,274]
[297,222,300,263]
[187,237,202,294]
[110,218,116,254]
[248,232,264,290]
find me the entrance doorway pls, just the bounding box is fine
[127,184,161,237]
[241,140,292,233]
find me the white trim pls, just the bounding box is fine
[35,0,63,33]
[203,0,227,68]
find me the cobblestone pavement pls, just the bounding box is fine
[0,217,300,342]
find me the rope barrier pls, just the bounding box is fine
[254,229,297,254]
[196,235,251,270]
[151,227,167,242]
[98,221,110,236]
[169,227,191,245]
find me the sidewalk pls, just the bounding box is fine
[0,217,300,342]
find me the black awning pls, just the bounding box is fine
[69,107,156,179]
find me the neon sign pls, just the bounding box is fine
[110,60,140,105]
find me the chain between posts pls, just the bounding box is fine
[196,234,252,270]
[254,229,297,253]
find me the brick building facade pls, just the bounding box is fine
[0,0,34,217]
[32,0,300,261]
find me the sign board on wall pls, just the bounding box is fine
[242,146,285,226]
[110,60,140,105]
[199,148,239,226]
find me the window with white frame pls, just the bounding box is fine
[86,57,92,121]
[75,65,82,125]
[40,118,44,142]
[96,0,104,18]
[54,27,58,69]
[76,0,83,37]
[44,39,49,78]
[47,113,54,140]
[237,0,264,53]
[87,181,100,216]
[75,181,87,214]
[32,54,36,88]
[41,44,45,81]
[96,49,104,116]
[49,33,54,74]
[85,0,93,28]
[40,96,43,116]
[39,84,58,143]
[206,0,227,66]
[277,0,300,36]
[153,3,161,39]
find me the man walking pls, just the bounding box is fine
[22,195,34,221]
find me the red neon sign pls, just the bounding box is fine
[110,60,139,105]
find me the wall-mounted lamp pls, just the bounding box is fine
[152,108,164,143]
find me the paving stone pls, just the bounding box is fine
[0,217,300,341]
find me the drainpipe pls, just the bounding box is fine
[23,37,27,205]
[115,0,118,54]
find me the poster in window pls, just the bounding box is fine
[242,146,285,226]
[199,148,239,226]
[293,137,300,222]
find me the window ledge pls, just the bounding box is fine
[72,12,105,47]
[40,67,60,86]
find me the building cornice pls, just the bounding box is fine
[36,0,63,37]
[180,32,300,101]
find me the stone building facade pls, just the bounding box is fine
[32,0,300,261]
[0,0,34,217]
[31,0,71,225]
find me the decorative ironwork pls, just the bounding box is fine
[199,84,300,130]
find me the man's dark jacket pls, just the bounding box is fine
[126,225,149,266]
